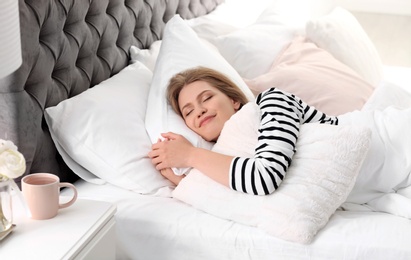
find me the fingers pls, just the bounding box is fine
[147,150,156,158]
[149,133,182,170]
[148,153,165,170]
[154,161,163,170]
[148,140,166,169]
[151,140,165,150]
[148,142,162,157]
[161,132,179,140]
[148,146,168,170]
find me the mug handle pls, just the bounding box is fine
[58,182,78,209]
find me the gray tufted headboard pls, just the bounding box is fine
[0,0,223,184]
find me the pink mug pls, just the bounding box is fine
[22,173,78,220]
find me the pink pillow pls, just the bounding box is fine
[244,36,374,116]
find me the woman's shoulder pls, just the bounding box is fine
[256,87,290,103]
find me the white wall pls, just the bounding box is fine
[336,0,411,15]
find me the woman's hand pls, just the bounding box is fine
[148,132,194,170]
[148,132,233,188]
[159,168,185,186]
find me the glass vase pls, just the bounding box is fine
[0,179,13,233]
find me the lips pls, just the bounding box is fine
[199,115,214,127]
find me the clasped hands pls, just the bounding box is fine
[148,132,193,171]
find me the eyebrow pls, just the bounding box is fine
[180,89,212,113]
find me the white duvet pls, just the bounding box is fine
[339,82,411,217]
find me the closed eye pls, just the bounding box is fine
[203,95,212,102]
[184,109,193,117]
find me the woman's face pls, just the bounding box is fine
[178,80,240,142]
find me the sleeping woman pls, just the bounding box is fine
[148,66,338,195]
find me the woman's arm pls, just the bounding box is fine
[160,168,185,185]
[187,146,233,187]
[229,88,339,195]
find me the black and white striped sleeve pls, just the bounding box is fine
[229,88,338,195]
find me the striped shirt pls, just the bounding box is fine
[229,88,338,195]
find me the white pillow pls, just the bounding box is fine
[145,15,254,175]
[257,0,337,27]
[214,7,301,79]
[186,18,238,46]
[189,0,274,28]
[173,102,371,244]
[45,62,174,195]
[306,7,383,87]
[195,0,335,29]
[129,40,162,71]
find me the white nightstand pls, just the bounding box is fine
[0,196,116,260]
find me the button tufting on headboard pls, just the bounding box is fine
[0,0,223,184]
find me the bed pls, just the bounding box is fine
[2,0,411,259]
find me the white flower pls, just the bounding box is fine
[0,139,17,154]
[0,139,26,179]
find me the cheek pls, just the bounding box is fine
[184,117,195,130]
[222,102,237,117]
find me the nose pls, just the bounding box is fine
[197,106,207,118]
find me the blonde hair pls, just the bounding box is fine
[167,66,249,117]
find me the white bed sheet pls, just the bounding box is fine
[65,179,411,260]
